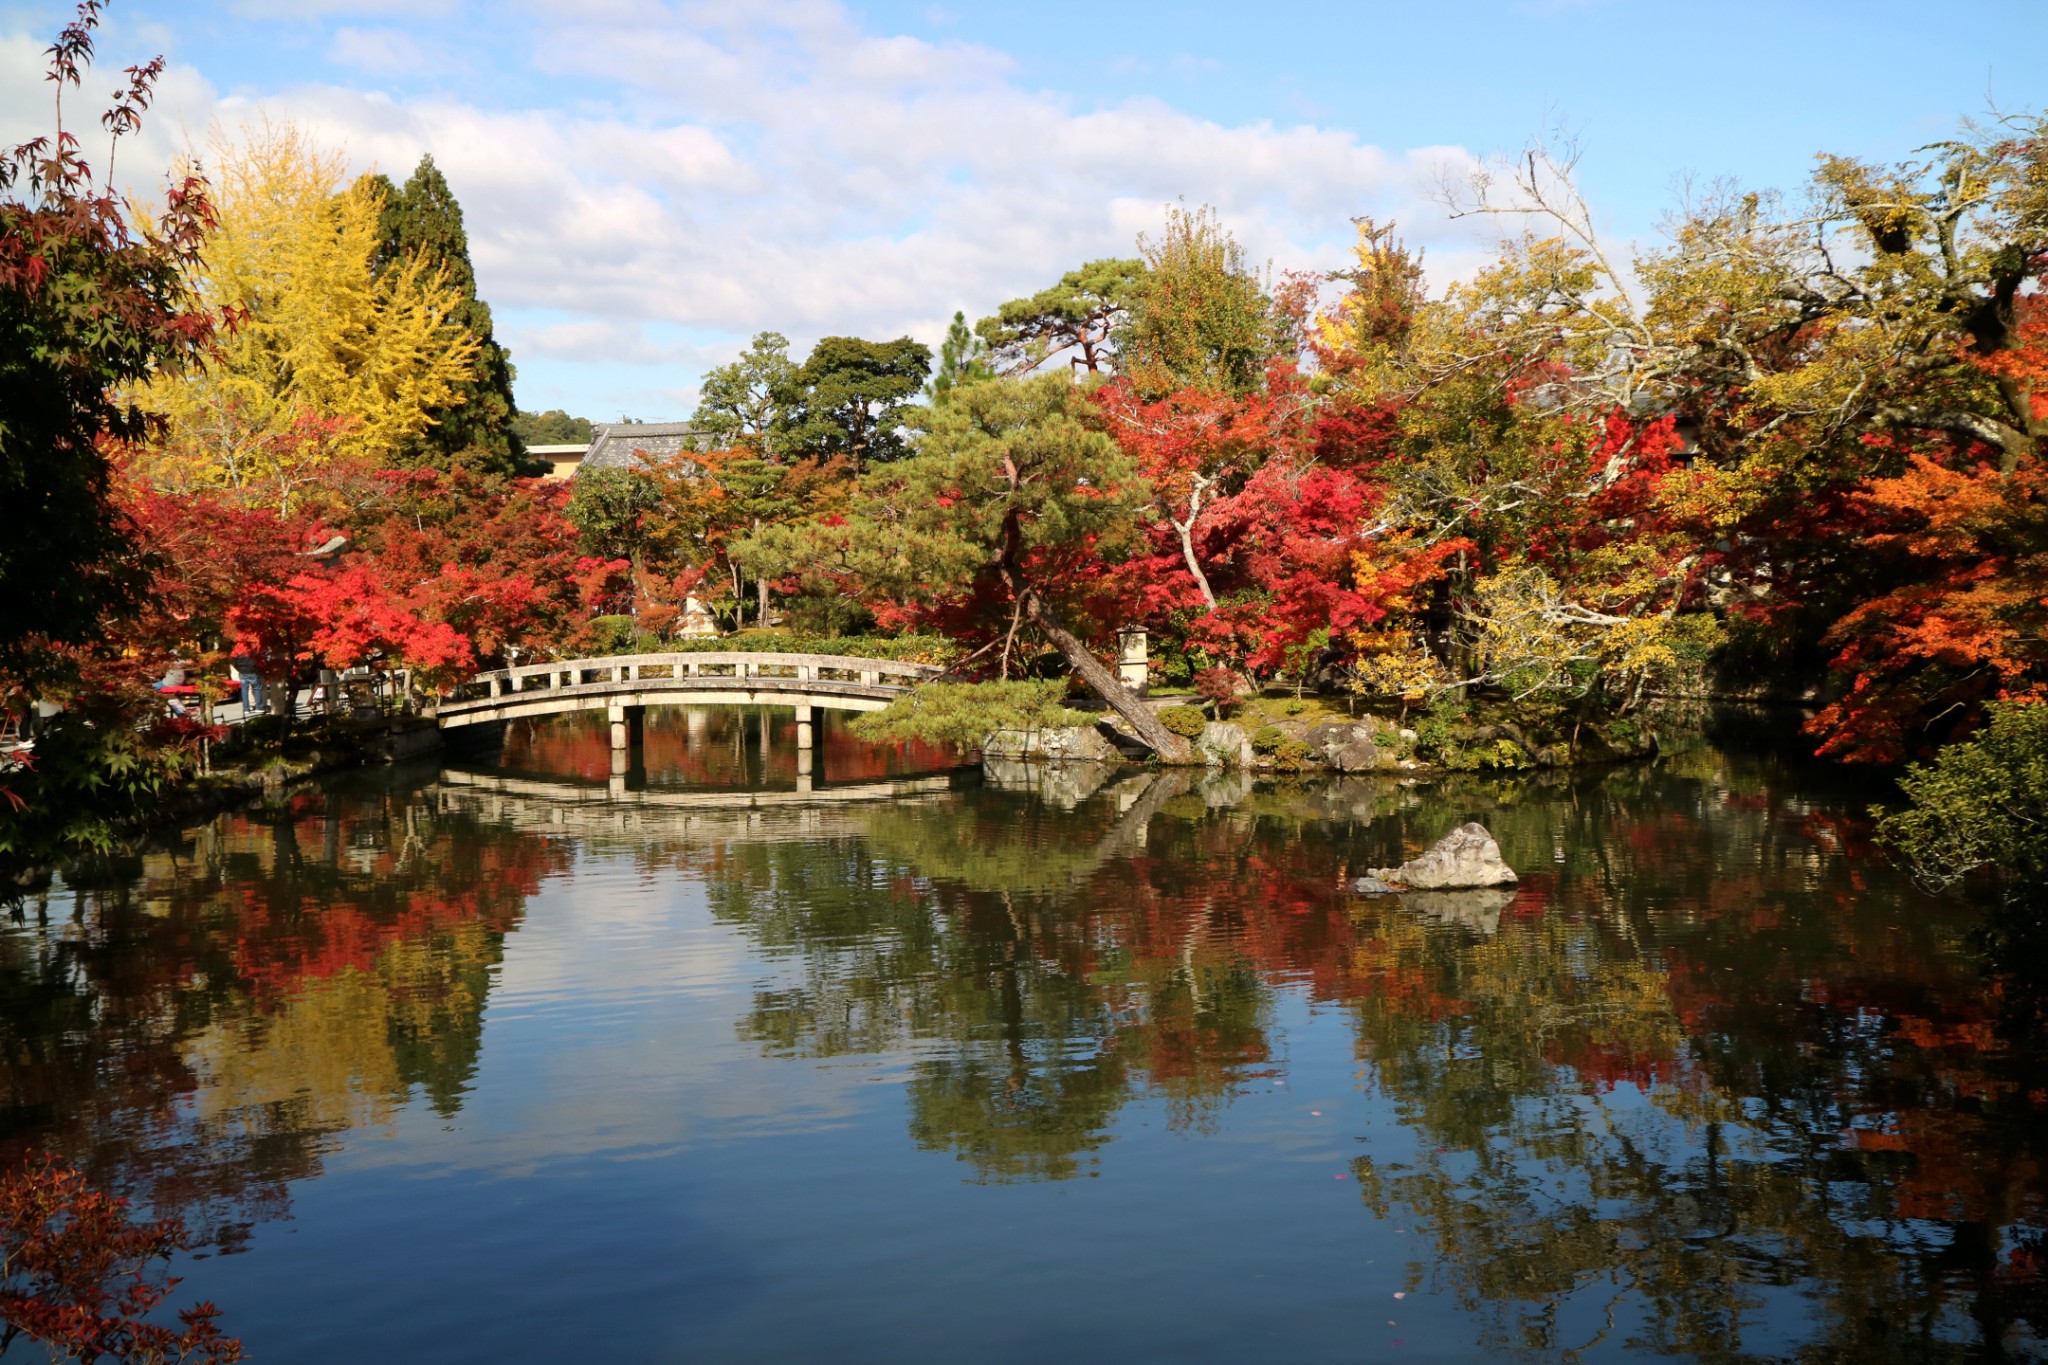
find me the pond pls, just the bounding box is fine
[2,708,2042,1362]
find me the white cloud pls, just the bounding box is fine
[4,0,1486,415]
[329,26,429,74]
[226,0,459,16]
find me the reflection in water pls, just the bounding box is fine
[493,705,958,789]
[0,731,2042,1361]
[0,778,555,1248]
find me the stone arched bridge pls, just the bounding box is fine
[430,651,943,756]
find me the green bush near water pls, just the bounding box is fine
[849,680,1095,750]
[1878,701,2048,889]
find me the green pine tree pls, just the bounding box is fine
[928,310,993,404]
[369,156,531,475]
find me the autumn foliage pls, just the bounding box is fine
[12,0,2048,834]
[0,1155,240,1364]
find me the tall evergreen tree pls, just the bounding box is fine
[976,259,1144,376]
[776,336,932,465]
[368,156,530,475]
[928,311,993,405]
[693,331,800,453]
[512,409,593,445]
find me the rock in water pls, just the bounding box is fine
[1352,876,1398,896]
[1368,822,1517,889]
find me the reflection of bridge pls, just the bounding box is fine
[434,766,1201,890]
[430,652,943,778]
[435,767,974,827]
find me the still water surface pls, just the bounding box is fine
[3,708,2043,1362]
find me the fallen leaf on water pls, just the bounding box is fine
[1393,1291,1406,1299]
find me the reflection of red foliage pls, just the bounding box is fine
[0,795,567,1255]
[216,810,550,1006]
[499,708,956,787]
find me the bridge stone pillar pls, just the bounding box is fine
[608,743,643,796]
[794,703,815,752]
[608,703,644,751]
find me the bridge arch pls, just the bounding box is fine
[431,652,951,793]
[431,651,941,732]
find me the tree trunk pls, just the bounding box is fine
[757,576,770,626]
[1022,589,1191,762]
[1173,507,1216,608]
[266,667,297,743]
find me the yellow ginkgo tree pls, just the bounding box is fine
[137,122,478,512]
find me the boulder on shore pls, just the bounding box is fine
[981,725,1121,763]
[1198,721,1253,768]
[1368,822,1517,889]
[1306,721,1382,773]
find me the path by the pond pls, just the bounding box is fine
[1,707,2041,1363]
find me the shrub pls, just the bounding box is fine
[1194,668,1238,710]
[1413,691,1468,765]
[1271,738,1313,770]
[1158,705,1208,739]
[574,614,639,656]
[1248,724,1312,767]
[848,680,1093,749]
[1878,701,2048,889]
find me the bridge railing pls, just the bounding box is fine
[440,651,944,706]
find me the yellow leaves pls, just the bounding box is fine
[1315,217,1425,383]
[1814,154,1925,257]
[133,121,478,510]
[1345,628,1446,701]
[1456,564,1716,703]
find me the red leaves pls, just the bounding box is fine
[1803,441,2048,760]
[1095,375,1459,679]
[1191,461,1397,674]
[231,565,474,686]
[0,1153,242,1364]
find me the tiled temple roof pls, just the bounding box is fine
[577,422,709,473]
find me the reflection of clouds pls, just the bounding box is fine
[347,857,886,1176]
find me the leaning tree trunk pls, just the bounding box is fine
[1022,589,1192,763]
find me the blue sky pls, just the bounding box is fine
[4,0,2044,421]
